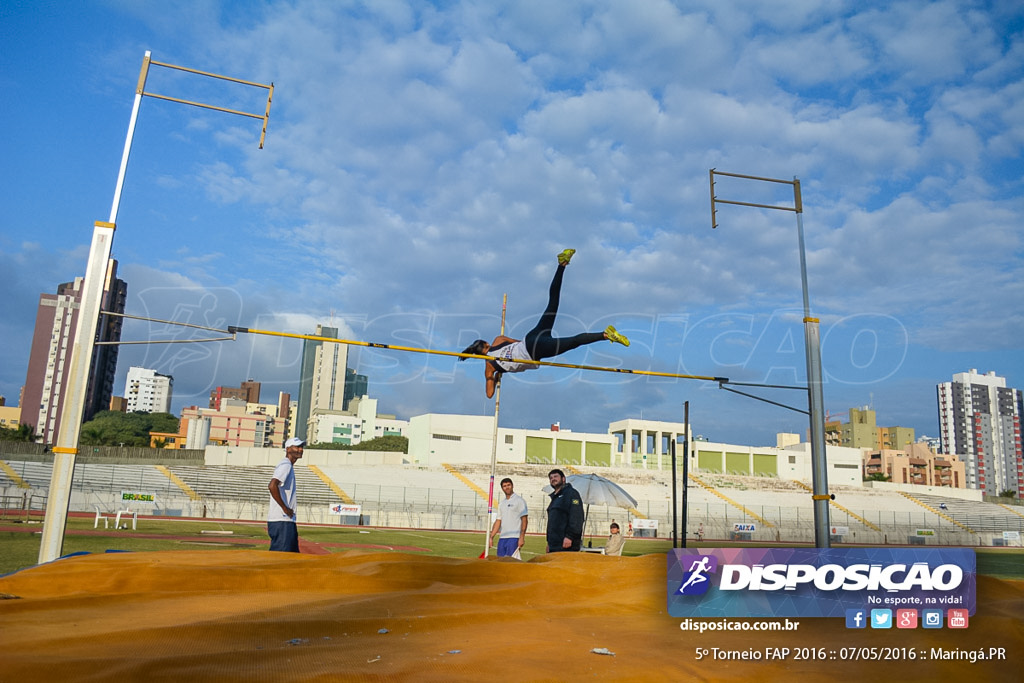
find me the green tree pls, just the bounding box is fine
[998,489,1017,499]
[312,435,408,453]
[77,411,179,447]
[0,423,37,442]
[79,427,105,446]
[866,472,890,482]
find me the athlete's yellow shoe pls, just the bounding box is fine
[557,248,576,266]
[605,325,630,347]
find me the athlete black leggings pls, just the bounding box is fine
[524,265,605,360]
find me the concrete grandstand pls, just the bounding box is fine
[2,453,1021,547]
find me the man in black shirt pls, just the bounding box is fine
[546,469,585,552]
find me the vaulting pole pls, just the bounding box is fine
[483,294,507,558]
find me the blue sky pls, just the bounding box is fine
[2,0,1022,446]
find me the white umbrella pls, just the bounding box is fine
[542,474,638,507]
[543,474,638,543]
[565,473,637,509]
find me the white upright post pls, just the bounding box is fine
[37,52,151,564]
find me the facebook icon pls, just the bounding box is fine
[846,609,866,629]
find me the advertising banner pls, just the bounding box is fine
[667,548,975,618]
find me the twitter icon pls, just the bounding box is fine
[870,609,892,629]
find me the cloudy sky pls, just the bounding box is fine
[2,0,1022,446]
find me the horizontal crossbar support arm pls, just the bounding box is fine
[718,382,809,415]
[95,337,235,345]
[101,310,233,334]
[719,380,808,390]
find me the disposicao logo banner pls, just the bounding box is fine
[667,548,975,618]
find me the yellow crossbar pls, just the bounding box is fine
[230,326,729,383]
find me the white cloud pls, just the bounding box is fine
[3,0,1022,444]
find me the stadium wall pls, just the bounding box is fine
[407,414,617,467]
[204,445,404,466]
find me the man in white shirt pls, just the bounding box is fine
[489,477,528,557]
[267,436,304,552]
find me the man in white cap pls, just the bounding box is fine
[267,436,304,552]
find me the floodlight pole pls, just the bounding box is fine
[709,169,831,548]
[37,52,273,564]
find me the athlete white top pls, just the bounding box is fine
[492,340,539,374]
[497,493,529,538]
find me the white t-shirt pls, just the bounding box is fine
[498,493,528,538]
[493,340,539,374]
[268,457,296,522]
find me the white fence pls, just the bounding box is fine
[2,460,1021,547]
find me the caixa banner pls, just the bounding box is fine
[667,548,975,618]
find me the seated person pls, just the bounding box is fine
[602,522,625,556]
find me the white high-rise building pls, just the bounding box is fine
[937,369,1023,496]
[295,325,349,440]
[124,366,173,413]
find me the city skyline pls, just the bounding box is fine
[2,2,1022,446]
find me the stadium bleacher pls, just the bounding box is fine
[2,458,1020,546]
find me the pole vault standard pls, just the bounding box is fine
[37,52,273,565]
[709,169,832,549]
[483,294,507,559]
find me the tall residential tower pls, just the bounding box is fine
[21,262,127,443]
[937,369,1023,496]
[295,324,348,440]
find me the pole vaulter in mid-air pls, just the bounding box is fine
[459,249,631,398]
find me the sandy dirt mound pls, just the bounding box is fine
[1,550,1021,681]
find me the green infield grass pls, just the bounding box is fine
[2,516,1021,580]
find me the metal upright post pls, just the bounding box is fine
[795,191,831,548]
[682,400,690,548]
[671,439,678,548]
[709,170,831,548]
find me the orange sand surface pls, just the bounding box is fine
[0,550,1021,682]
